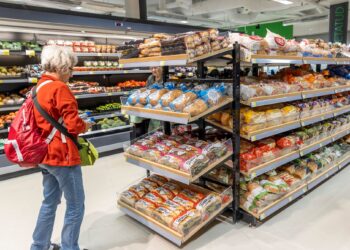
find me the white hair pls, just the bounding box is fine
[41,45,77,75]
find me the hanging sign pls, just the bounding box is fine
[329,2,348,43]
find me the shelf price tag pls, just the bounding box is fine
[251,102,257,108]
[97,53,102,56]
[251,136,256,141]
[89,71,94,75]
[107,93,112,96]
[28,77,38,84]
[123,70,129,74]
[160,61,166,66]
[288,196,293,202]
[303,187,307,193]
[0,80,3,84]
[119,64,124,68]
[25,50,35,57]
[260,213,266,220]
[0,49,9,56]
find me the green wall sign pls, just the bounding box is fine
[329,2,348,43]
[238,21,293,39]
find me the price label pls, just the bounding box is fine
[303,188,307,193]
[123,70,129,74]
[119,64,124,68]
[75,95,80,99]
[89,71,94,75]
[107,93,112,96]
[300,151,304,157]
[325,174,329,178]
[160,61,166,66]
[302,94,306,99]
[25,50,35,57]
[288,196,293,202]
[251,102,257,108]
[251,136,256,141]
[301,122,305,126]
[97,53,102,56]
[28,77,38,83]
[319,143,323,147]
[0,80,3,84]
[250,172,257,179]
[260,213,266,220]
[334,112,338,116]
[321,116,325,120]
[0,49,9,55]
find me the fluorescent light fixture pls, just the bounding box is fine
[180,20,188,24]
[75,6,83,10]
[272,0,293,4]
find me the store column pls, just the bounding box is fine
[125,0,147,20]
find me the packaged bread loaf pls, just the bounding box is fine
[147,174,168,186]
[265,29,286,51]
[162,182,182,196]
[127,89,145,105]
[265,109,282,127]
[140,179,159,191]
[135,198,157,216]
[183,99,208,116]
[221,112,231,126]
[181,154,210,175]
[195,193,222,220]
[129,184,149,199]
[152,187,175,200]
[162,200,186,216]
[202,141,228,159]
[158,148,195,169]
[169,92,197,112]
[200,87,225,106]
[172,210,202,235]
[119,190,139,207]
[151,206,178,226]
[160,89,183,107]
[179,189,205,203]
[172,195,196,210]
[147,89,169,106]
[138,89,157,105]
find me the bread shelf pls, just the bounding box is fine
[118,194,232,246]
[125,151,233,185]
[205,119,233,133]
[74,92,129,99]
[72,69,150,76]
[75,52,121,57]
[242,126,350,178]
[122,97,233,124]
[241,154,350,220]
[244,55,348,65]
[241,85,350,107]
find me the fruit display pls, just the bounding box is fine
[72,61,119,71]
[241,65,350,101]
[0,112,18,129]
[96,117,126,130]
[119,174,230,235]
[46,40,117,53]
[0,66,25,78]
[0,93,25,106]
[96,103,121,112]
[117,80,146,89]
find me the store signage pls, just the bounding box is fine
[329,2,348,43]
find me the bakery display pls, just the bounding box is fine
[46,40,117,53]
[118,174,230,236]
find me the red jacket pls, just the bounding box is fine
[34,74,86,166]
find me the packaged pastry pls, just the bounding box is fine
[162,182,182,196]
[172,210,202,235]
[170,92,198,112]
[129,184,149,199]
[202,141,228,159]
[229,33,268,52]
[278,171,301,187]
[160,139,180,148]
[151,206,177,226]
[160,89,183,107]
[179,189,205,203]
[119,190,139,207]
[186,140,209,150]
[152,187,175,200]
[183,99,208,116]
[147,89,169,106]
[265,109,282,127]
[241,183,269,211]
[281,105,299,122]
[173,195,196,210]
[195,193,222,220]
[265,29,286,51]
[178,144,202,154]
[241,109,266,125]
[140,179,159,191]
[147,174,168,186]
[138,89,157,105]
[135,198,157,216]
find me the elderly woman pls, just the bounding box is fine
[31,45,91,250]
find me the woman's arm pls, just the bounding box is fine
[54,84,86,135]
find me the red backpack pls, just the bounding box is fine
[5,80,53,167]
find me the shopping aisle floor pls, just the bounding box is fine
[1,154,350,250]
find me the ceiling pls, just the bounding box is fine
[0,0,348,37]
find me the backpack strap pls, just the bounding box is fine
[32,82,82,150]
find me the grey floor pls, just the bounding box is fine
[1,154,350,250]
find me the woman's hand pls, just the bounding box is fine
[84,121,92,133]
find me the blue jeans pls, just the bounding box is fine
[31,165,85,250]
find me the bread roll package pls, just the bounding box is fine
[179,189,205,203]
[180,154,210,176]
[160,89,183,107]
[135,198,157,216]
[147,174,168,186]
[172,195,195,210]
[127,89,145,105]
[162,182,182,196]
[120,190,139,207]
[162,200,186,215]
[129,184,149,199]
[151,206,178,226]
[195,193,222,220]
[152,187,175,200]
[140,179,159,192]
[147,89,169,106]
[169,92,197,112]
[172,210,202,235]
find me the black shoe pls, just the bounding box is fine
[49,243,60,250]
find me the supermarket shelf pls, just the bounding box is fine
[302,57,337,65]
[86,112,122,120]
[125,151,232,185]
[0,128,8,133]
[75,52,121,57]
[122,97,233,124]
[242,126,350,178]
[244,55,346,65]
[80,124,132,136]
[205,119,232,133]
[0,78,28,84]
[96,142,126,153]
[243,105,350,141]
[118,196,232,246]
[119,48,232,68]
[0,50,40,56]
[73,69,150,76]
[0,105,21,112]
[241,85,350,108]
[75,92,129,99]
[241,153,350,221]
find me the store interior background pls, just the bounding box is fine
[1,0,350,250]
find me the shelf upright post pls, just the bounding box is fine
[161,66,172,135]
[232,42,241,223]
[252,63,259,77]
[197,61,206,140]
[316,64,321,73]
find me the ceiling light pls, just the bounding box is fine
[272,0,293,5]
[75,6,82,10]
[180,20,188,24]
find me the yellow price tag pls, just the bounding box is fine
[288,196,293,202]
[28,77,38,83]
[301,122,305,126]
[260,213,266,220]
[119,64,124,68]
[321,116,325,120]
[0,49,9,55]
[251,102,257,108]
[75,95,80,99]
[302,94,306,99]
[107,93,112,96]
[251,172,257,179]
[0,80,3,84]
[97,53,102,56]
[160,61,166,66]
[251,136,256,141]
[123,70,129,74]
[334,113,338,116]
[25,50,35,57]
[89,71,94,75]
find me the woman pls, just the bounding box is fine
[131,66,163,134]
[31,45,91,250]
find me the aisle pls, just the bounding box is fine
[1,154,350,250]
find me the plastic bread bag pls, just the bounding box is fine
[147,89,169,106]
[240,84,258,100]
[126,144,149,157]
[140,179,159,191]
[119,190,139,207]
[242,182,269,210]
[160,89,183,107]
[181,154,210,176]
[283,39,301,53]
[186,139,209,150]
[265,109,282,127]
[241,109,267,125]
[158,149,194,169]
[278,171,301,188]
[162,200,186,216]
[172,210,202,235]
[179,189,205,203]
[183,99,208,116]
[145,131,167,142]
[169,91,198,112]
[127,88,145,105]
[265,29,286,51]
[198,84,226,106]
[178,144,202,154]
[229,33,268,52]
[202,141,228,159]
[195,193,222,220]
[173,195,196,210]
[135,198,157,216]
[162,182,182,196]
[128,184,149,199]
[138,89,157,105]
[143,148,165,162]
[146,174,168,186]
[152,187,175,200]
[151,206,178,227]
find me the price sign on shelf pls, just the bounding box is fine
[28,77,38,84]
[123,70,129,74]
[25,50,35,57]
[160,61,166,66]
[0,80,3,84]
[119,64,124,68]
[0,50,10,56]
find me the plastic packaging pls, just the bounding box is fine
[160,89,183,107]
[265,29,286,51]
[172,209,202,235]
[265,109,283,127]
[147,89,169,106]
[183,99,208,116]
[195,193,222,220]
[199,85,226,106]
[169,92,198,112]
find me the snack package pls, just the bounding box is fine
[119,190,139,207]
[265,29,286,51]
[160,89,183,107]
[178,144,202,154]
[172,210,202,235]
[195,193,222,220]
[170,92,198,112]
[151,206,177,226]
[152,187,175,200]
[128,184,149,199]
[241,182,269,211]
[140,179,159,191]
[135,198,157,216]
[183,99,208,116]
[162,182,182,196]
[281,105,300,122]
[147,89,169,106]
[143,192,165,207]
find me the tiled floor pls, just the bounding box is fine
[1,154,350,250]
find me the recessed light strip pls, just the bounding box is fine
[272,0,293,5]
